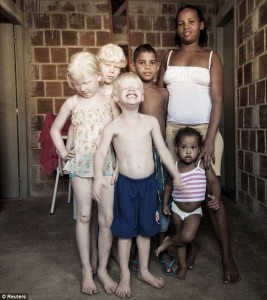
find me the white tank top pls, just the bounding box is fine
[164,50,213,125]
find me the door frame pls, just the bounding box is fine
[215,1,237,200]
[0,0,28,198]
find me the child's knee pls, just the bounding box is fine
[78,211,91,223]
[98,214,113,228]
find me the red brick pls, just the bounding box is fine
[258,130,265,153]
[68,48,84,61]
[51,48,67,63]
[129,15,136,30]
[244,62,252,85]
[257,178,266,203]
[243,16,252,40]
[96,31,112,46]
[236,25,243,46]
[31,81,45,97]
[259,53,267,79]
[162,3,176,15]
[61,2,75,11]
[260,155,267,179]
[247,38,253,61]
[238,44,246,66]
[259,1,267,28]
[254,29,264,56]
[238,0,247,23]
[241,130,249,150]
[249,174,256,197]
[86,15,102,30]
[153,16,167,31]
[35,13,51,29]
[45,30,61,46]
[37,98,53,114]
[238,150,244,170]
[244,151,253,173]
[162,32,175,47]
[238,108,244,128]
[130,31,145,47]
[30,31,44,46]
[244,107,252,128]
[51,14,67,29]
[57,64,68,80]
[69,13,85,29]
[41,65,56,80]
[250,130,256,151]
[256,80,266,104]
[136,15,152,31]
[34,48,50,63]
[46,82,62,97]
[237,67,243,87]
[249,83,255,105]
[79,31,95,47]
[55,98,66,114]
[31,115,44,131]
[62,31,78,46]
[259,104,267,128]
[63,81,74,97]
[240,86,248,107]
[146,33,161,48]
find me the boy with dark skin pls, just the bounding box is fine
[131,44,178,276]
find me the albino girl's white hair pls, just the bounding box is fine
[97,43,127,67]
[67,51,101,89]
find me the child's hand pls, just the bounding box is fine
[163,204,171,216]
[93,176,105,203]
[207,194,220,210]
[63,148,76,162]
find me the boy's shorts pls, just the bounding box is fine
[111,173,161,239]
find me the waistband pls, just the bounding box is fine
[118,172,155,182]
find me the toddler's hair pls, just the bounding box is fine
[67,51,100,90]
[112,72,143,98]
[133,43,157,63]
[174,127,203,147]
[97,43,127,68]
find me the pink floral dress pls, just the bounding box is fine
[64,94,115,177]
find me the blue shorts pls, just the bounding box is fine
[111,173,161,239]
[153,148,170,233]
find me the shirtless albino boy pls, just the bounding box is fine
[93,72,182,298]
[131,44,178,276]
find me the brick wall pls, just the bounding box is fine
[26,0,112,196]
[128,1,216,61]
[235,0,267,219]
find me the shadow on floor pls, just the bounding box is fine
[0,195,267,300]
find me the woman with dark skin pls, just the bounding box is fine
[156,4,240,284]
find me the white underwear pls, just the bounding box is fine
[171,202,203,221]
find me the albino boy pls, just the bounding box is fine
[93,72,182,298]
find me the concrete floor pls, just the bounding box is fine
[0,195,267,300]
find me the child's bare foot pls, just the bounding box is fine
[115,276,131,298]
[223,257,241,284]
[138,270,164,289]
[98,270,118,295]
[175,266,187,282]
[82,269,98,295]
[155,236,172,257]
[187,243,197,270]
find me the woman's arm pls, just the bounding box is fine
[156,52,169,88]
[199,52,224,169]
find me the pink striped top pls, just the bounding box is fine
[172,161,206,202]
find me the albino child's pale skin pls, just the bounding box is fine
[93,73,182,298]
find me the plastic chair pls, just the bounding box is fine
[50,145,77,220]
